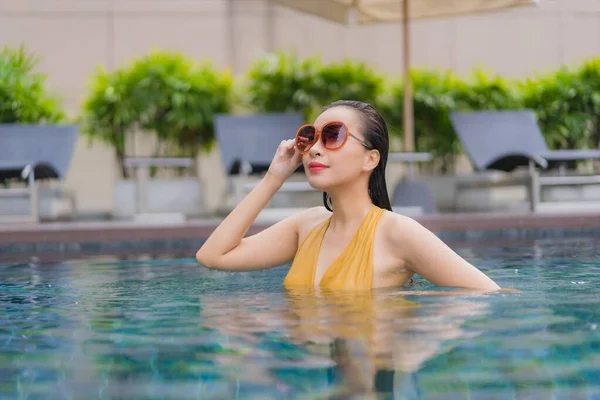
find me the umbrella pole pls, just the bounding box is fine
[402,0,414,152]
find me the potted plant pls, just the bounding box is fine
[80,50,233,218]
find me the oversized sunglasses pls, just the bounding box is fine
[295,121,373,154]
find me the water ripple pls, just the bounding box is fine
[2,239,600,399]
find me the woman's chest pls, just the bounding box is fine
[371,234,413,288]
[313,234,356,285]
[312,229,411,288]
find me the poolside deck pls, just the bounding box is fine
[2,210,600,251]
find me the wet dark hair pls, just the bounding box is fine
[320,100,392,212]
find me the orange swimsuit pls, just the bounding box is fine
[283,205,386,291]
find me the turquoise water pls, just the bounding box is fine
[2,238,600,399]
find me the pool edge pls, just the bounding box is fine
[1,211,600,259]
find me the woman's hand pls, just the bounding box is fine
[267,139,302,185]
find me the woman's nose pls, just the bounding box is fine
[308,137,323,157]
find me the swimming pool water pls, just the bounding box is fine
[2,238,600,399]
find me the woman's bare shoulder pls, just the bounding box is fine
[377,210,429,253]
[293,206,331,239]
[379,210,420,236]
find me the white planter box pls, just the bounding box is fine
[0,184,74,220]
[113,178,204,218]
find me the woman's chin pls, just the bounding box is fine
[306,175,331,191]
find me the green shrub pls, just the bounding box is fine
[242,51,319,119]
[521,60,600,151]
[577,58,600,148]
[384,70,458,161]
[310,58,385,120]
[520,67,589,150]
[80,67,137,178]
[454,69,523,111]
[80,50,233,178]
[243,52,385,122]
[0,44,65,124]
[126,51,233,156]
[75,50,600,176]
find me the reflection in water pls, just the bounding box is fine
[201,287,490,398]
[2,239,600,399]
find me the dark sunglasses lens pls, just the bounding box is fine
[322,123,346,149]
[296,126,316,152]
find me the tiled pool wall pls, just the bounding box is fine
[2,212,600,263]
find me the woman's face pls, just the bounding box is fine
[301,106,373,191]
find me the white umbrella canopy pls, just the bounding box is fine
[272,0,539,24]
[271,0,540,151]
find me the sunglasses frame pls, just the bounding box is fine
[294,121,373,154]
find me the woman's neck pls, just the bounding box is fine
[326,182,374,230]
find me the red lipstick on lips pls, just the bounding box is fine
[308,161,329,173]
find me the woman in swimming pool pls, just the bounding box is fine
[196,100,500,291]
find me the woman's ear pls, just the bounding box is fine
[363,149,380,172]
